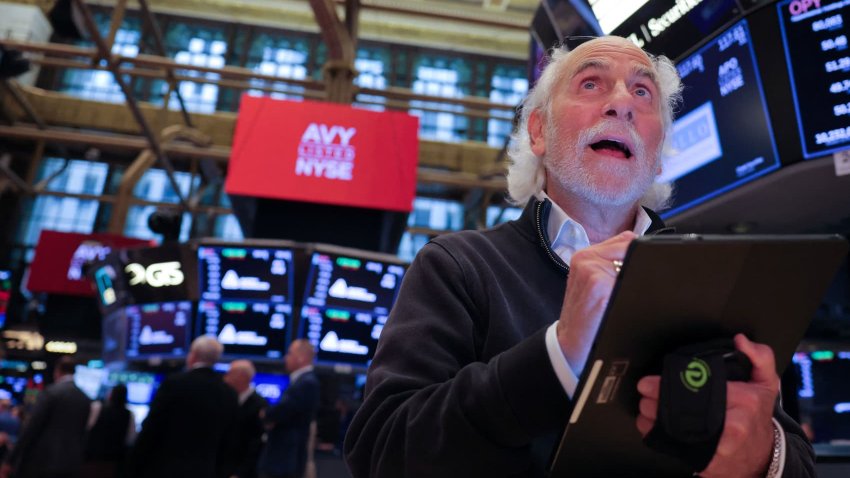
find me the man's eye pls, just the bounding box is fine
[635,87,651,97]
[581,81,596,90]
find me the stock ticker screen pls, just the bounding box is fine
[198,246,295,303]
[125,301,192,359]
[300,251,406,368]
[197,301,291,359]
[658,19,780,217]
[778,0,850,158]
[793,349,850,444]
[197,245,296,359]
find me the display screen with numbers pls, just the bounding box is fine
[658,19,780,217]
[298,246,407,369]
[778,0,850,158]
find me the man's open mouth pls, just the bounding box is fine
[589,139,632,159]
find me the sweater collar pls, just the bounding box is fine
[514,198,670,272]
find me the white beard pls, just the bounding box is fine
[544,118,661,208]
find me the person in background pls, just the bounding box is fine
[1,356,91,478]
[343,36,815,478]
[224,359,268,478]
[0,398,20,463]
[258,340,320,478]
[83,384,136,478]
[127,336,239,478]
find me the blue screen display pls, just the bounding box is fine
[659,19,780,217]
[252,372,290,405]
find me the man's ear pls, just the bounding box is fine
[528,109,546,157]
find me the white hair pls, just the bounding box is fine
[506,37,683,210]
[191,335,224,364]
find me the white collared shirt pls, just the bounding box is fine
[289,365,314,384]
[238,385,255,405]
[537,191,652,398]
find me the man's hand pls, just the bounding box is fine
[557,231,636,374]
[636,334,780,478]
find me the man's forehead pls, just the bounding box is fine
[564,39,656,78]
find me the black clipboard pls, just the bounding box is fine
[549,234,849,478]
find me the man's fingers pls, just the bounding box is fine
[637,376,660,399]
[638,397,658,421]
[733,334,778,389]
[636,413,655,437]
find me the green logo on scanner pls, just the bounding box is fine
[681,358,711,392]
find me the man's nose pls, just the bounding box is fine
[603,83,634,122]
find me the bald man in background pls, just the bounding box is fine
[224,359,268,478]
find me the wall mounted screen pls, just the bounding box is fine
[300,249,406,369]
[125,301,192,359]
[778,0,850,158]
[198,246,295,303]
[197,300,291,360]
[659,19,780,217]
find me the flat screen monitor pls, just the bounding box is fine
[0,270,10,329]
[74,366,160,403]
[125,301,192,359]
[0,373,39,404]
[253,372,290,405]
[196,300,291,360]
[107,370,161,432]
[74,365,109,400]
[198,245,296,303]
[777,0,850,158]
[107,370,161,405]
[300,247,407,369]
[658,19,780,217]
[792,347,850,446]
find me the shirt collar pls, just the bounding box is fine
[289,365,314,384]
[238,385,255,405]
[537,191,653,266]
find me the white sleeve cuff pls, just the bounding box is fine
[768,417,787,478]
[545,321,579,399]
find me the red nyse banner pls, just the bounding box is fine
[27,231,152,296]
[225,96,419,212]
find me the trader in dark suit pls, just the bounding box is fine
[1,355,91,478]
[128,336,239,478]
[258,340,320,478]
[224,359,268,478]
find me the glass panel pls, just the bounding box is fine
[148,23,228,113]
[354,47,390,111]
[409,55,472,142]
[16,158,108,246]
[488,64,528,147]
[244,33,310,100]
[58,18,142,103]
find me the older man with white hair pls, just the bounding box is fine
[128,335,239,478]
[344,36,815,478]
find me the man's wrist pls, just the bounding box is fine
[765,418,786,478]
